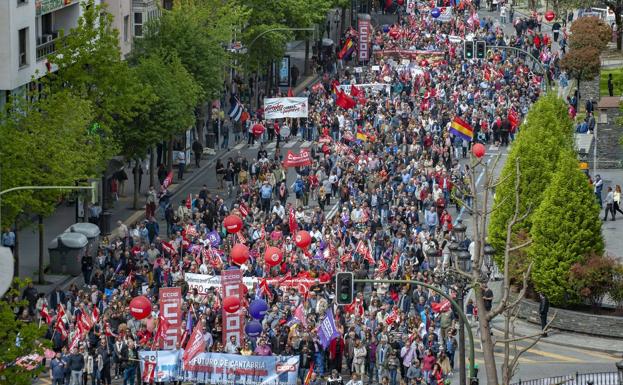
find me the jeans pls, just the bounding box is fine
[389,368,398,385]
[177,163,185,180]
[70,370,82,385]
[123,366,136,385]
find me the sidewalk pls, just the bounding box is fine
[19,72,318,294]
[487,280,623,354]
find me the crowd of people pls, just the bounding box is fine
[13,2,569,385]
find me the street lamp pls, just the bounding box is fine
[484,243,495,279]
[453,219,467,243]
[427,246,441,269]
[457,249,472,273]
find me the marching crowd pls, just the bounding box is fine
[13,3,565,385]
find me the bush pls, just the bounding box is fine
[529,150,604,306]
[488,95,574,269]
[569,16,612,52]
[560,47,602,82]
[610,266,623,310]
[570,253,617,307]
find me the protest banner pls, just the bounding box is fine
[158,287,182,350]
[184,273,257,294]
[221,269,245,346]
[264,97,309,119]
[139,351,182,383]
[283,149,312,168]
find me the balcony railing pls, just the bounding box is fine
[36,35,66,61]
[36,0,76,16]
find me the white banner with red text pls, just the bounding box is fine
[263,97,309,119]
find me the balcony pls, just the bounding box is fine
[36,0,76,16]
[36,35,66,61]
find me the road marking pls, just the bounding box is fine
[266,142,276,149]
[284,141,296,148]
[233,142,246,150]
[301,141,312,147]
[525,348,583,363]
[249,143,260,149]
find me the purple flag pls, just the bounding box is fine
[318,308,340,349]
[207,230,221,248]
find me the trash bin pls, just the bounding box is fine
[65,223,101,256]
[48,233,88,276]
[100,211,112,235]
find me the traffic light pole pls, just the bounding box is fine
[353,278,477,381]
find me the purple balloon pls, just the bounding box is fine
[245,320,263,337]
[382,24,390,33]
[249,299,269,319]
[431,8,441,18]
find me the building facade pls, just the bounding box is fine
[102,0,133,57]
[0,0,102,110]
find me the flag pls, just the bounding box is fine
[377,258,389,275]
[154,315,171,348]
[54,318,68,340]
[508,108,520,129]
[236,231,247,244]
[350,84,361,97]
[293,304,308,327]
[186,194,192,209]
[183,325,207,366]
[287,88,294,97]
[40,304,52,325]
[185,224,198,238]
[259,278,273,300]
[337,37,355,60]
[356,131,368,141]
[239,202,249,217]
[449,116,474,141]
[91,305,100,325]
[289,207,298,234]
[228,95,243,121]
[304,362,315,385]
[317,309,340,349]
[385,308,399,325]
[336,90,356,110]
[162,170,174,190]
[431,299,452,313]
[390,254,399,274]
[68,333,82,351]
[104,322,118,337]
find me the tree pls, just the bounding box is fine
[123,52,201,208]
[488,95,574,271]
[568,16,612,51]
[0,279,49,385]
[47,0,148,166]
[134,0,248,101]
[605,0,623,50]
[570,253,619,307]
[529,150,604,306]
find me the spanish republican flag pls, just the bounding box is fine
[450,116,474,142]
[304,362,315,385]
[338,38,355,60]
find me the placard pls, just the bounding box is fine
[264,97,309,119]
[158,287,182,350]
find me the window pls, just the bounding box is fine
[134,12,143,37]
[17,0,27,6]
[18,27,29,68]
[123,15,129,42]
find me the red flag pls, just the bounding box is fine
[377,258,389,275]
[142,361,156,383]
[161,241,177,256]
[186,194,192,209]
[104,322,118,337]
[289,207,298,233]
[259,278,273,300]
[185,224,198,238]
[287,88,294,97]
[344,300,364,316]
[91,306,100,325]
[385,308,399,325]
[162,171,174,190]
[236,231,247,244]
[239,202,249,218]
[54,306,68,340]
[182,325,207,366]
[68,333,82,351]
[508,109,519,129]
[40,304,52,325]
[390,254,399,274]
[293,304,308,327]
[336,90,356,110]
[350,84,361,97]
[340,252,352,263]
[431,299,452,313]
[154,314,171,347]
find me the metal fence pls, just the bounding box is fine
[510,372,619,385]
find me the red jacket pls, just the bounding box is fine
[328,337,345,360]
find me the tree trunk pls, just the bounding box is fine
[266,64,271,97]
[502,309,512,385]
[167,136,174,172]
[475,290,499,385]
[133,159,140,210]
[616,9,622,50]
[304,38,311,76]
[341,7,347,35]
[38,215,44,284]
[150,146,157,188]
[13,219,19,278]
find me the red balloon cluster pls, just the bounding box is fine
[544,10,555,22]
[264,246,283,267]
[231,243,249,265]
[129,296,151,320]
[295,230,312,249]
[252,123,265,136]
[223,215,243,234]
[472,143,486,158]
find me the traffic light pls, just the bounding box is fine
[335,272,354,305]
[470,379,479,385]
[464,41,474,59]
[476,41,486,59]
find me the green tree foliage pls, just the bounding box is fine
[488,95,574,267]
[134,0,248,100]
[0,91,98,227]
[529,150,604,305]
[46,0,147,165]
[0,280,49,385]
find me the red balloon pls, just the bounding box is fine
[129,296,151,320]
[264,246,283,267]
[223,296,241,313]
[223,215,243,233]
[231,243,249,265]
[397,0,404,5]
[545,10,555,22]
[252,123,265,136]
[295,230,312,249]
[472,143,486,158]
[385,0,393,9]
